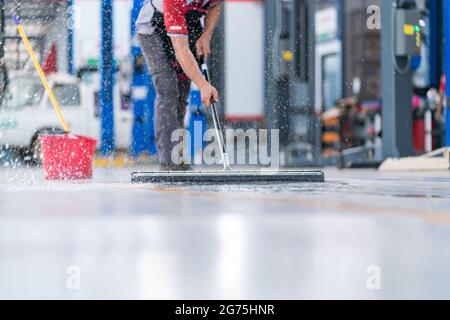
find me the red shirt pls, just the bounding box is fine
[164,0,222,37]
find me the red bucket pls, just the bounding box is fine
[39,134,97,180]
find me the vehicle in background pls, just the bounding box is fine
[0,72,133,164]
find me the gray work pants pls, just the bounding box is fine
[138,33,191,165]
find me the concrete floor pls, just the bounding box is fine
[0,166,449,299]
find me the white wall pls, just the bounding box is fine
[224,1,264,121]
[74,0,132,68]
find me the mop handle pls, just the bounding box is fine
[13,16,71,133]
[200,59,230,170]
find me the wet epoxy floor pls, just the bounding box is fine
[0,167,449,299]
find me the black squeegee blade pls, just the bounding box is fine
[131,170,325,184]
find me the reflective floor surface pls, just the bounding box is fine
[0,166,449,299]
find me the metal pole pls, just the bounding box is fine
[381,0,415,158]
[428,0,442,88]
[100,0,115,156]
[338,0,346,98]
[0,0,4,60]
[201,60,230,170]
[445,0,450,147]
[0,0,6,100]
[309,0,319,164]
[67,0,75,75]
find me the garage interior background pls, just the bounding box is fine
[0,0,450,301]
[0,0,448,167]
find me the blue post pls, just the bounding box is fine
[445,0,450,147]
[188,89,207,164]
[100,0,115,155]
[67,0,75,75]
[130,0,157,157]
[428,0,442,88]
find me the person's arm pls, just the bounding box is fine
[196,4,222,58]
[164,0,218,106]
[171,37,218,106]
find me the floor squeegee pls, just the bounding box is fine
[131,59,324,184]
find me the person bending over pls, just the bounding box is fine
[137,0,223,170]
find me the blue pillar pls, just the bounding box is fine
[67,0,75,75]
[130,0,157,157]
[428,0,442,88]
[445,0,450,147]
[188,89,207,164]
[100,0,115,155]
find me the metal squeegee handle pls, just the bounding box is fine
[200,59,231,170]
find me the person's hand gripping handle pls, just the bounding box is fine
[200,58,231,170]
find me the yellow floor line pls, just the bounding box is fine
[93,155,128,168]
[94,153,156,168]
